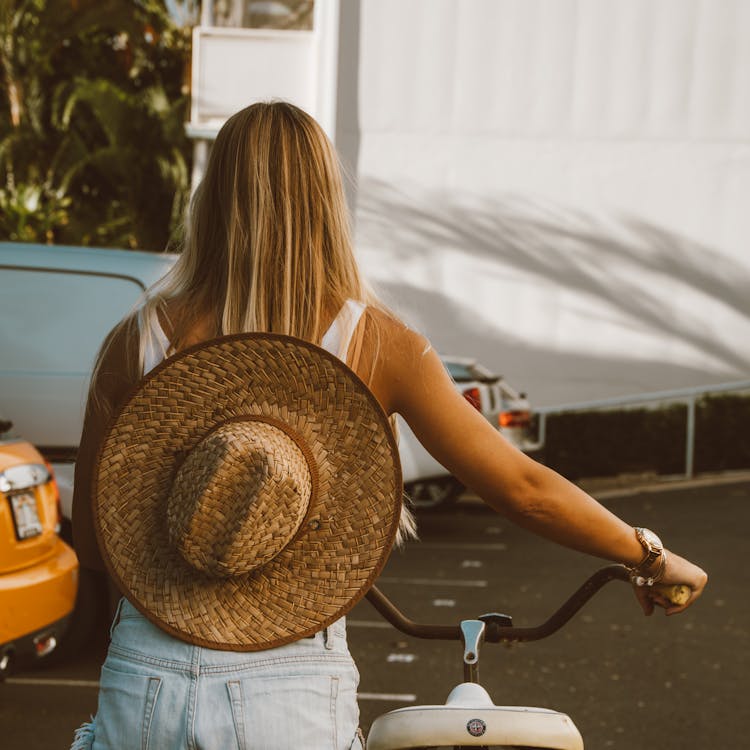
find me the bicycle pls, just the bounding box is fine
[363,564,688,750]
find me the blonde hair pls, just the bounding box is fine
[140,101,376,356]
[120,101,415,542]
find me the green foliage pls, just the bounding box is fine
[542,405,687,480]
[0,0,191,249]
[695,394,750,472]
[541,394,750,479]
[0,181,71,241]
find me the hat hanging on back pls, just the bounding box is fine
[93,332,402,651]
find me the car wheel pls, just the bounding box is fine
[405,477,464,510]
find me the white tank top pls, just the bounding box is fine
[141,299,367,375]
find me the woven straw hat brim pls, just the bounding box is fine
[93,333,402,651]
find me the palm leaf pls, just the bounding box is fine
[61,77,138,146]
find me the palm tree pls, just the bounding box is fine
[60,74,189,249]
[0,0,190,248]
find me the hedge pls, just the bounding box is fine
[540,393,750,480]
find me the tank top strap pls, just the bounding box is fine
[320,299,366,362]
[140,300,366,375]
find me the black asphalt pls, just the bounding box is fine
[1,478,748,749]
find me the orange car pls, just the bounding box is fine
[0,419,78,678]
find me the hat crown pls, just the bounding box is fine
[167,419,311,578]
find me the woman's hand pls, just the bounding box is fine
[633,551,708,616]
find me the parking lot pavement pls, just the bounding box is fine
[2,478,748,749]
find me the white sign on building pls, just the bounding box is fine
[186,0,341,187]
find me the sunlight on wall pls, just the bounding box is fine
[347,0,750,404]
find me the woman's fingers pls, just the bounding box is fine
[654,583,692,606]
[633,583,691,616]
[633,584,655,616]
[631,553,708,616]
[664,585,704,616]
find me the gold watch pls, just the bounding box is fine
[630,527,664,586]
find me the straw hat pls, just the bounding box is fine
[93,333,402,651]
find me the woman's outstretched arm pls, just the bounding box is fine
[366,313,707,615]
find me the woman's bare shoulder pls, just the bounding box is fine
[363,307,432,366]
[358,307,439,414]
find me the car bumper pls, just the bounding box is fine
[0,611,74,675]
[0,539,78,648]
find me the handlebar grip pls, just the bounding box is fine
[653,583,691,605]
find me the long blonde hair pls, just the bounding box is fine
[140,101,377,356]
[133,101,416,541]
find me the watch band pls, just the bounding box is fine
[629,527,665,586]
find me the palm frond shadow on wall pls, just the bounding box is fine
[356,180,750,404]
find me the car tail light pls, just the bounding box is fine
[462,387,482,411]
[33,633,57,658]
[499,410,531,428]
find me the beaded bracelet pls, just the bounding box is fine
[630,549,668,587]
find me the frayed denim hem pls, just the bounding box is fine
[70,715,95,749]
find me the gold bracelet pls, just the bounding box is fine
[630,549,668,587]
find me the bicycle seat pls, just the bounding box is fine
[367,682,583,750]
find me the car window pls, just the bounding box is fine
[443,361,477,382]
[0,268,144,374]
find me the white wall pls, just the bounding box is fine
[341,0,750,405]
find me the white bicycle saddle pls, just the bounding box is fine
[367,682,584,750]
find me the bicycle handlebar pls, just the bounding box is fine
[366,564,666,644]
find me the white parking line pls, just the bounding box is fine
[347,620,394,629]
[7,677,99,688]
[357,692,416,702]
[379,577,487,587]
[410,542,506,551]
[386,653,417,664]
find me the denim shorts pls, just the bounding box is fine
[71,598,364,750]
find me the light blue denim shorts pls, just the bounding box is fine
[72,598,363,750]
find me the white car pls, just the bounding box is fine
[0,242,177,533]
[443,356,533,451]
[0,242,533,522]
[401,356,533,508]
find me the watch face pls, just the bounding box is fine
[639,528,663,551]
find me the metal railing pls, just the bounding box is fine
[528,379,750,479]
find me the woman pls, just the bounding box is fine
[72,101,707,749]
